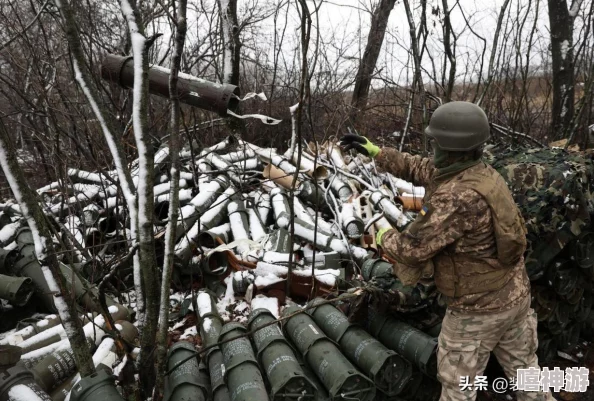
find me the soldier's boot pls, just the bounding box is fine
[437,294,556,401]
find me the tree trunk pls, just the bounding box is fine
[153,1,187,400]
[349,0,396,131]
[120,0,159,397]
[218,0,245,134]
[219,0,240,85]
[548,0,576,139]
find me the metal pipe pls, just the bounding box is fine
[227,199,251,256]
[369,191,410,228]
[329,175,353,202]
[101,54,239,116]
[246,196,267,242]
[340,203,364,239]
[176,176,229,241]
[175,187,236,260]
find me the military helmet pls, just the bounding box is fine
[425,101,490,151]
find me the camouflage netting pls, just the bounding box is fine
[484,144,594,280]
[483,144,594,360]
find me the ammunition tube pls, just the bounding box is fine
[69,370,124,401]
[368,312,437,377]
[247,308,316,400]
[281,305,375,401]
[218,322,269,401]
[306,299,412,396]
[164,341,208,401]
[0,249,18,275]
[0,364,52,401]
[0,275,34,306]
[31,340,93,392]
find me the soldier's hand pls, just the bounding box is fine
[339,134,380,158]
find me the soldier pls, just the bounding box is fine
[340,101,555,401]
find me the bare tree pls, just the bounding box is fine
[548,0,583,138]
[349,0,396,131]
[154,1,187,400]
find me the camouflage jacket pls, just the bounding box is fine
[375,148,531,313]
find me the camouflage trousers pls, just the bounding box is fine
[437,294,556,401]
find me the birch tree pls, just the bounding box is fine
[119,0,160,395]
[0,118,96,377]
[154,1,187,400]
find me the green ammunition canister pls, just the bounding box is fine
[218,322,269,401]
[247,308,316,400]
[306,299,412,396]
[281,305,375,401]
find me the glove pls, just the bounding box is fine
[339,134,381,158]
[376,227,393,247]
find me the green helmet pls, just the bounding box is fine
[425,101,490,151]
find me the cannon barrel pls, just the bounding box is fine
[100,54,240,116]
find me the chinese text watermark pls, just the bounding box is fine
[459,367,590,393]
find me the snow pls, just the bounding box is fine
[560,40,570,62]
[171,318,188,331]
[234,301,249,314]
[21,339,66,361]
[293,267,340,286]
[251,295,279,318]
[113,355,128,377]
[254,261,289,277]
[293,197,314,224]
[203,317,213,333]
[9,384,47,401]
[150,65,221,88]
[217,276,236,318]
[18,324,66,350]
[289,103,299,113]
[261,251,291,264]
[92,338,115,365]
[197,292,213,317]
[568,0,583,17]
[254,274,283,288]
[0,222,18,244]
[36,319,49,328]
[180,326,197,339]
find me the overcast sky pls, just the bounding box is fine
[151,0,590,90]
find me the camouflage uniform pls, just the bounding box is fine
[375,148,555,401]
